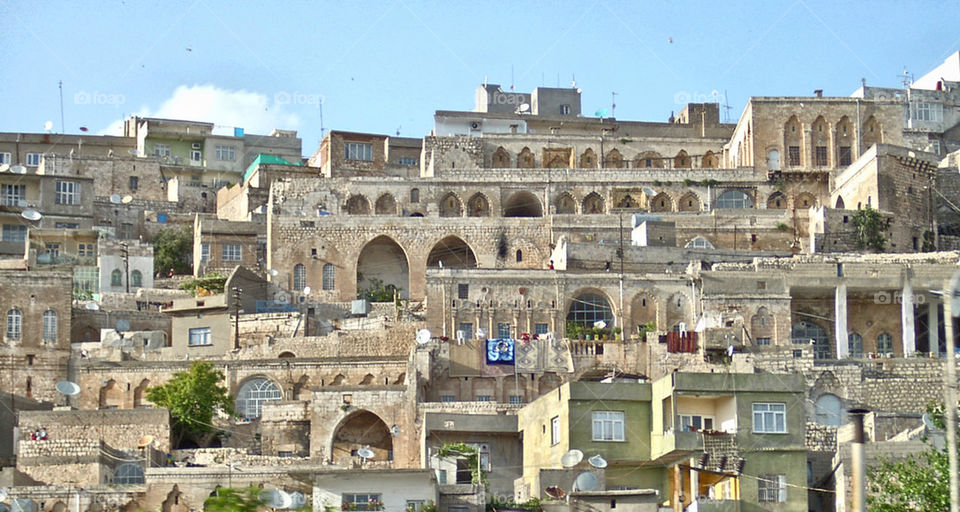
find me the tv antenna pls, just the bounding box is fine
[611,92,617,118]
[722,89,733,123]
[59,80,65,134]
[900,68,914,87]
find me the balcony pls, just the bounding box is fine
[651,429,702,464]
[35,253,95,266]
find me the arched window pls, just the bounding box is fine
[814,394,843,426]
[848,333,863,358]
[7,309,22,339]
[877,333,893,355]
[236,378,282,420]
[715,190,753,209]
[767,149,781,170]
[322,263,335,291]
[113,463,145,484]
[567,292,613,328]
[111,269,122,287]
[43,310,57,340]
[293,264,306,292]
[130,270,143,288]
[515,249,523,262]
[410,188,420,203]
[685,237,715,249]
[792,320,831,359]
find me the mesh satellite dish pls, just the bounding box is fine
[109,194,122,204]
[44,121,53,132]
[357,447,375,459]
[85,302,100,311]
[21,209,42,221]
[572,471,599,492]
[641,186,658,197]
[416,329,432,345]
[544,486,566,500]
[121,195,133,204]
[56,381,81,396]
[10,165,27,174]
[588,454,608,469]
[289,492,306,508]
[560,449,584,468]
[519,103,530,113]
[277,491,293,509]
[138,435,155,448]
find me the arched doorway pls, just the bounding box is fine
[331,410,393,464]
[375,194,397,215]
[814,393,843,426]
[503,191,543,217]
[792,320,831,359]
[427,236,477,269]
[345,195,371,215]
[357,236,409,300]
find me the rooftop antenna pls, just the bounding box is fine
[571,73,576,88]
[611,92,617,118]
[510,65,514,91]
[722,89,733,123]
[319,100,325,141]
[395,126,401,137]
[58,80,65,134]
[900,68,914,87]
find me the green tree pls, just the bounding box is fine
[852,207,892,253]
[437,442,488,485]
[152,225,193,275]
[146,361,234,447]
[867,403,955,511]
[204,486,262,512]
[180,272,228,296]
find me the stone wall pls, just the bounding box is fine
[18,408,171,452]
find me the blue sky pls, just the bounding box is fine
[1,1,958,156]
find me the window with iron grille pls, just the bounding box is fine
[758,474,786,502]
[815,146,828,166]
[788,146,800,166]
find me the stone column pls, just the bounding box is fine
[902,281,916,356]
[836,282,849,359]
[928,295,940,355]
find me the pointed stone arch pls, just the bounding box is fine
[666,292,691,331]
[605,149,623,168]
[649,192,673,212]
[359,373,375,385]
[784,115,802,167]
[503,191,543,217]
[582,192,604,214]
[133,379,152,408]
[374,193,397,215]
[345,194,371,215]
[330,409,393,465]
[357,235,410,300]
[293,375,312,400]
[767,191,787,209]
[674,150,691,168]
[467,193,490,217]
[554,192,577,214]
[701,150,719,168]
[677,191,701,212]
[99,379,124,409]
[492,146,511,168]
[812,116,830,166]
[631,293,657,335]
[836,116,854,165]
[580,148,597,168]
[427,235,478,269]
[517,147,536,168]
[439,192,463,217]
[636,151,664,168]
[330,374,345,386]
[862,115,882,149]
[751,306,774,341]
[795,192,816,210]
[835,196,845,209]
[545,154,568,169]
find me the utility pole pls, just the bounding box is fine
[232,287,243,350]
[121,242,130,293]
[944,271,960,512]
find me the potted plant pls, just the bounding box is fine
[612,326,622,340]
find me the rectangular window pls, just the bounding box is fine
[550,416,561,445]
[397,157,418,166]
[26,153,42,166]
[216,145,236,161]
[911,102,943,122]
[458,283,469,299]
[1,184,26,206]
[440,394,456,403]
[592,411,625,441]
[497,322,511,339]
[535,323,549,335]
[78,243,95,257]
[679,414,714,431]
[758,474,786,502]
[438,469,448,484]
[756,337,771,346]
[188,327,212,346]
[74,266,99,293]
[2,225,26,242]
[222,243,241,261]
[788,146,801,166]
[560,104,571,115]
[753,402,787,433]
[153,144,171,158]
[119,223,134,240]
[345,142,373,161]
[201,243,210,262]
[342,494,382,511]
[458,322,473,341]
[509,395,524,404]
[55,181,80,205]
[44,243,60,256]
[0,152,10,164]
[477,395,492,402]
[190,150,202,163]
[838,146,852,166]
[815,146,828,166]
[55,222,79,229]
[128,176,138,191]
[406,501,425,512]
[322,263,336,290]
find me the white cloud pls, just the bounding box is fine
[99,84,301,136]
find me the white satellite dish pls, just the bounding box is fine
[519,103,530,112]
[922,412,940,430]
[21,209,42,221]
[588,454,608,469]
[573,471,599,492]
[259,489,286,508]
[127,149,138,155]
[476,327,487,340]
[593,320,606,330]
[0,163,9,173]
[85,302,100,311]
[11,165,27,174]
[560,449,584,468]
[289,492,306,508]
[44,121,53,132]
[642,186,658,197]
[416,328,432,345]
[268,269,279,277]
[109,194,122,204]
[302,286,311,295]
[277,491,293,509]
[357,447,375,459]
[121,195,133,204]
[56,381,81,396]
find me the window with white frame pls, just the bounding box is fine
[715,190,753,209]
[0,152,11,164]
[26,153,42,166]
[679,414,714,431]
[2,225,26,242]
[216,145,236,161]
[55,181,80,205]
[397,157,418,166]
[1,184,26,206]
[497,322,511,339]
[153,144,171,158]
[222,243,241,261]
[42,310,57,340]
[78,243,95,257]
[190,150,202,163]
[753,402,787,433]
[44,244,60,256]
[322,263,335,290]
[685,236,715,249]
[236,377,282,419]
[550,416,561,445]
[73,266,99,293]
[592,411,625,441]
[113,462,145,484]
[188,327,211,346]
[758,474,786,502]
[6,309,22,339]
[293,264,307,291]
[911,102,943,122]
[200,243,210,262]
[345,142,373,161]
[406,501,426,512]
[342,494,382,511]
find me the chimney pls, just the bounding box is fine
[814,90,823,98]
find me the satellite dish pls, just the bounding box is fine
[138,435,155,448]
[109,194,122,204]
[0,489,7,501]
[302,286,311,295]
[21,209,42,221]
[922,412,940,430]
[121,195,133,204]
[593,320,606,330]
[85,302,100,310]
[476,327,487,340]
[11,165,27,174]
[416,329,432,345]
[588,454,608,469]
[116,319,130,332]
[44,121,53,132]
[0,163,9,173]
[259,489,286,508]
[573,471,599,492]
[290,492,306,508]
[268,269,279,276]
[560,449,584,468]
[56,381,81,396]
[357,448,375,459]
[277,491,293,509]
[642,186,658,197]
[545,486,566,500]
[519,103,530,112]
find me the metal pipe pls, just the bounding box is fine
[944,272,959,512]
[849,408,869,512]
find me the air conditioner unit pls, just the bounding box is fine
[192,143,201,150]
